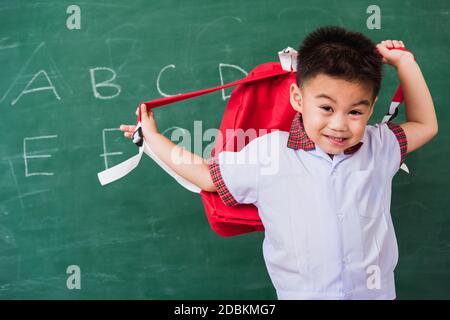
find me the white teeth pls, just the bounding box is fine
[327,136,344,141]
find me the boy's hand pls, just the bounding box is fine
[376,40,415,68]
[120,103,159,140]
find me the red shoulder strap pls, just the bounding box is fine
[136,62,290,123]
[137,47,415,124]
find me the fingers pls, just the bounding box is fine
[391,40,403,48]
[140,103,154,117]
[136,103,146,115]
[380,40,390,48]
[379,40,405,49]
[124,132,133,139]
[375,43,389,64]
[121,103,156,140]
[376,43,390,54]
[120,124,136,132]
[381,40,393,48]
[136,103,155,120]
[135,104,146,116]
[139,104,155,132]
[120,124,136,139]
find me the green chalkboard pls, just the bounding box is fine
[0,0,449,299]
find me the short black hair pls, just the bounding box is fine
[296,25,382,101]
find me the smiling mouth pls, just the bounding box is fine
[324,135,349,142]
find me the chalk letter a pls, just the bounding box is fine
[66,5,81,30]
[366,5,381,30]
[66,265,81,290]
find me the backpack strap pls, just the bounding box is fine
[381,47,415,174]
[135,63,291,123]
[381,47,416,124]
[98,47,414,187]
[98,61,291,187]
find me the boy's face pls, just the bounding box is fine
[290,74,377,156]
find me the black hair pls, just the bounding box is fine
[296,25,383,101]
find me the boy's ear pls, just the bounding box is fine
[290,83,303,113]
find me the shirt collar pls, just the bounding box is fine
[287,112,363,155]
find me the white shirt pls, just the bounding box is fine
[207,112,408,300]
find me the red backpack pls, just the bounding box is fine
[98,47,412,237]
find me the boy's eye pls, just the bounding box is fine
[320,106,363,116]
[320,106,332,112]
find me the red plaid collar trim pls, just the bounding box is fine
[287,112,363,155]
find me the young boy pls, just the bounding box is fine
[120,26,438,299]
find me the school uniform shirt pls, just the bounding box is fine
[207,112,408,300]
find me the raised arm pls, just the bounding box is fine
[120,104,217,192]
[376,40,438,154]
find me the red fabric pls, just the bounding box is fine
[137,61,295,237]
[137,47,413,237]
[200,62,297,236]
[206,155,239,207]
[137,62,290,123]
[386,122,408,167]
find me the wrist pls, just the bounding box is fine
[395,55,417,70]
[143,130,161,143]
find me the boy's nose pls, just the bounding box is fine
[327,124,348,132]
[328,117,348,131]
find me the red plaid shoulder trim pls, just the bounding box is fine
[386,122,408,167]
[207,155,239,207]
